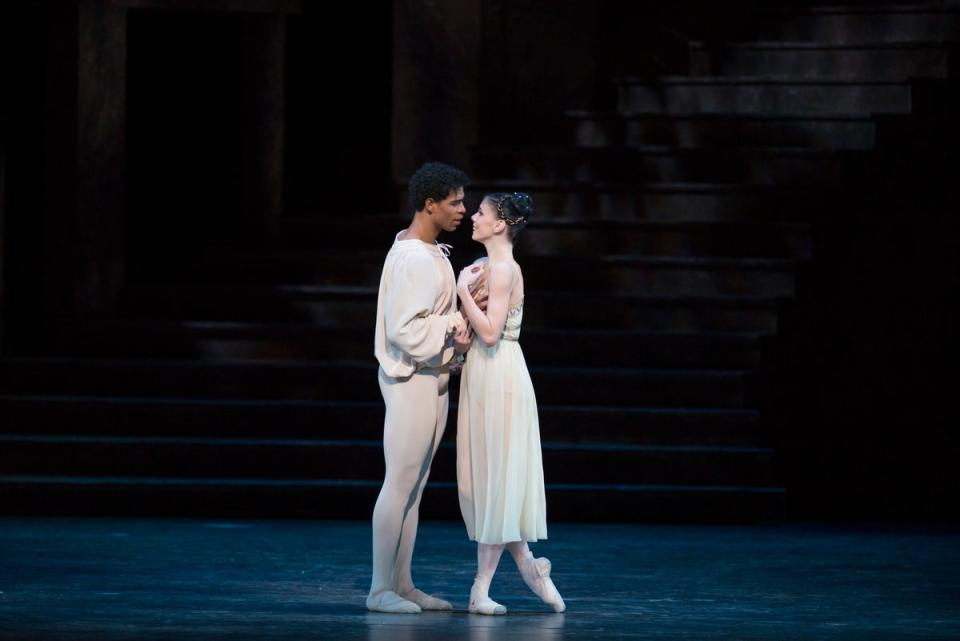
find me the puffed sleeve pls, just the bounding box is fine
[385,251,458,363]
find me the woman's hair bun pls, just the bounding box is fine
[503,192,532,220]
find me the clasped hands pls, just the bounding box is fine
[453,263,488,353]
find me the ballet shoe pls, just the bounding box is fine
[400,588,453,611]
[468,577,507,616]
[366,590,422,614]
[519,557,566,613]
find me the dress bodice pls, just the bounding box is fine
[502,299,524,342]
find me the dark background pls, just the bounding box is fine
[0,0,957,523]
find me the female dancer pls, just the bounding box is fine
[455,192,565,615]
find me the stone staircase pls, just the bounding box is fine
[1,2,956,522]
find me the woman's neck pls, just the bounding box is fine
[483,238,514,262]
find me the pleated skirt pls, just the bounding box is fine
[456,338,548,544]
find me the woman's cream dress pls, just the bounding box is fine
[457,299,548,544]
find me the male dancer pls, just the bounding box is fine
[368,162,472,613]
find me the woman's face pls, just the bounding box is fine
[471,198,500,242]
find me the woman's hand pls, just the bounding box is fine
[457,264,484,295]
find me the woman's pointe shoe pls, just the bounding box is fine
[468,577,507,615]
[519,557,566,613]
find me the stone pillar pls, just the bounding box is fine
[479,0,599,145]
[44,0,127,320]
[41,0,293,320]
[391,0,482,182]
[244,14,286,241]
[0,132,6,352]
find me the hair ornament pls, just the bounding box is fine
[496,192,527,226]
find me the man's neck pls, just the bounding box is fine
[400,212,440,244]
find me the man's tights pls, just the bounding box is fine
[367,369,451,613]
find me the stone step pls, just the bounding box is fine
[0,435,780,486]
[750,5,960,45]
[615,77,913,116]
[282,216,813,259]
[567,111,877,149]
[0,359,753,408]
[41,322,766,369]
[185,251,798,298]
[689,41,954,81]
[467,179,818,222]
[0,475,786,523]
[0,396,766,446]
[516,219,811,259]
[472,144,871,186]
[118,285,784,333]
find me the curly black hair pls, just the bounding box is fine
[408,162,471,212]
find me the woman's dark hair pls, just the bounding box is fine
[408,162,470,212]
[487,192,533,241]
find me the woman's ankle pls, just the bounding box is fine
[506,541,534,566]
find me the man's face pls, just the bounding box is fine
[430,187,466,232]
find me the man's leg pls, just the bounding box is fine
[393,371,452,610]
[368,370,442,613]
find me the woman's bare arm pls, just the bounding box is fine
[457,260,515,347]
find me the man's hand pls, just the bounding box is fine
[474,289,488,311]
[453,316,473,353]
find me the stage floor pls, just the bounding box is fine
[1,518,957,640]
